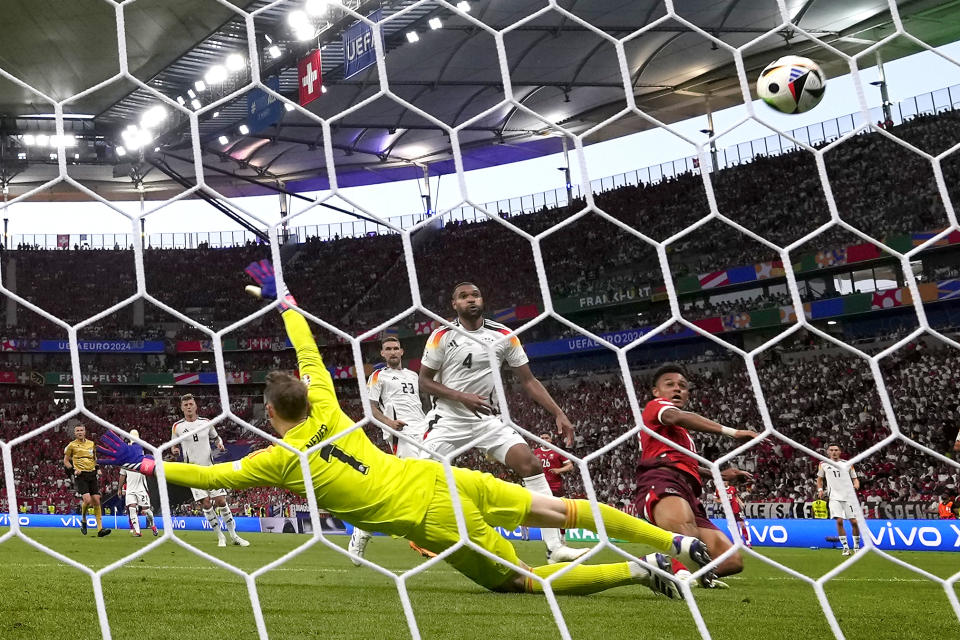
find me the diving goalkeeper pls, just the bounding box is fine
[97,260,716,598]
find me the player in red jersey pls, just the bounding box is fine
[715,482,750,548]
[532,432,573,496]
[633,364,758,579]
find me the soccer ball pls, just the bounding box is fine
[757,56,826,114]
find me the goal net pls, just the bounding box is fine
[1,0,959,638]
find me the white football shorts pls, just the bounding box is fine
[829,499,856,520]
[125,491,150,508]
[190,487,227,501]
[418,411,526,464]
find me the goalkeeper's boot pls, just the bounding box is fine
[80,518,87,536]
[348,528,372,566]
[671,535,716,588]
[231,534,250,547]
[97,528,112,538]
[547,545,590,564]
[636,553,682,600]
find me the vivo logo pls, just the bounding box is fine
[868,522,960,548]
[750,525,788,543]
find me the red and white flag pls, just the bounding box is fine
[298,49,323,106]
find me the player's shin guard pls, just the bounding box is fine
[523,474,563,551]
[839,536,849,550]
[128,505,141,535]
[740,521,751,546]
[524,563,635,595]
[561,498,674,553]
[217,506,236,533]
[144,509,155,528]
[853,535,861,550]
[203,507,221,532]
[94,505,103,530]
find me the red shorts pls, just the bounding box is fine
[633,465,718,532]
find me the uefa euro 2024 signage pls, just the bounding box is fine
[343,9,381,79]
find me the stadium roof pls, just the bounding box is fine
[2,0,960,204]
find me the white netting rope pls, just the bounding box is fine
[0,0,957,638]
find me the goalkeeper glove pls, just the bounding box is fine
[244,259,296,310]
[97,431,156,475]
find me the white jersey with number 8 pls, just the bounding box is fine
[172,417,220,466]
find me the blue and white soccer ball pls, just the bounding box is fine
[757,56,826,114]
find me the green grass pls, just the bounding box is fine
[0,529,956,640]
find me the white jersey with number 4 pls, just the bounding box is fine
[421,319,528,420]
[172,417,220,466]
[817,461,858,502]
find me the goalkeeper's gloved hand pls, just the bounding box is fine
[244,259,296,311]
[97,431,156,476]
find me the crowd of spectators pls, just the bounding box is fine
[3,110,959,345]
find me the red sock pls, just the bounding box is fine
[671,558,688,573]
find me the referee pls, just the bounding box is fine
[63,425,111,537]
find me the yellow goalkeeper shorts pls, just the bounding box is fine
[407,466,533,590]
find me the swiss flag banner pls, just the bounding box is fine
[298,49,323,106]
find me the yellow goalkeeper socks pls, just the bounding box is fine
[562,499,674,553]
[94,505,103,530]
[524,562,635,595]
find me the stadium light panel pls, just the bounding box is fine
[115,146,127,157]
[456,1,471,12]
[49,152,57,160]
[141,105,167,129]
[73,153,80,160]
[284,102,295,111]
[36,134,49,146]
[195,79,207,92]
[288,9,308,28]
[268,45,282,59]
[238,124,250,135]
[406,31,419,43]
[429,17,442,29]
[187,89,197,99]
[23,134,35,146]
[219,135,229,145]
[294,25,315,41]
[191,99,202,110]
[17,152,26,160]
[213,111,220,118]
[176,96,186,106]
[205,65,227,85]
[321,85,328,93]
[226,54,245,72]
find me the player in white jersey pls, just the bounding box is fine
[418,282,588,564]
[349,336,432,563]
[816,444,861,556]
[171,394,249,547]
[120,429,158,537]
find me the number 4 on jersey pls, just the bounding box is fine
[462,353,472,368]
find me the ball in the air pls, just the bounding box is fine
[757,56,826,114]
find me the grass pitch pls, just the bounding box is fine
[0,529,955,640]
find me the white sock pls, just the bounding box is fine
[523,473,563,551]
[203,507,222,535]
[144,509,155,528]
[352,527,372,542]
[853,535,861,550]
[839,535,848,550]
[217,506,237,534]
[128,505,141,534]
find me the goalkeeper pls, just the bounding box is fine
[98,260,717,598]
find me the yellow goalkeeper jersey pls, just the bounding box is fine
[162,309,439,536]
